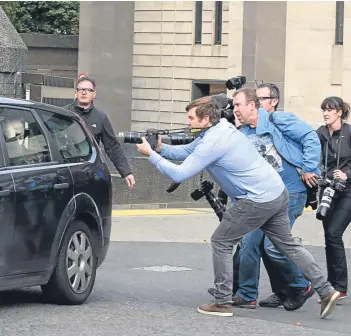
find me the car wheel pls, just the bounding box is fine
[41,220,97,305]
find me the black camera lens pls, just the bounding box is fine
[169,133,196,145]
[123,132,143,144]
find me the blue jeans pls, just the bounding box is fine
[235,191,309,302]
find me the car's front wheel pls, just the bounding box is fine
[41,220,97,305]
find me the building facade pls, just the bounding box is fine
[79,1,351,133]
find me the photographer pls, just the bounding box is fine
[231,85,319,311]
[136,95,339,319]
[317,96,351,302]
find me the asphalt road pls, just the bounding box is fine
[0,210,350,336]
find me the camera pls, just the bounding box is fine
[191,180,226,220]
[316,177,345,220]
[226,76,246,91]
[123,128,197,150]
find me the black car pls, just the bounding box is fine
[0,97,112,305]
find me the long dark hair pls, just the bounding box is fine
[321,96,350,120]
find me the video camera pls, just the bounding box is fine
[226,76,246,91]
[316,177,345,220]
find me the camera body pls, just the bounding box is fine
[191,180,226,220]
[316,177,346,220]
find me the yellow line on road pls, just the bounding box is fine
[112,209,205,217]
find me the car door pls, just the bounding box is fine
[0,130,15,277]
[36,109,110,217]
[0,106,73,275]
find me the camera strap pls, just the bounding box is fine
[323,124,343,177]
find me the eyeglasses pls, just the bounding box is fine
[76,88,95,93]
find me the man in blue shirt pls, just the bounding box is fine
[136,95,339,318]
[231,85,320,311]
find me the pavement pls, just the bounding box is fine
[0,208,350,336]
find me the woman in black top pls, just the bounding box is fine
[316,96,351,301]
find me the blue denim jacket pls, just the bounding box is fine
[241,108,321,175]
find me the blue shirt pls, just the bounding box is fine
[148,119,285,203]
[245,127,306,194]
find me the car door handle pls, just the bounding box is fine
[53,183,69,190]
[0,189,10,197]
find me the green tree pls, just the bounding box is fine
[1,1,79,35]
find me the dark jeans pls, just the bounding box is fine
[211,189,333,304]
[233,192,309,301]
[322,191,351,292]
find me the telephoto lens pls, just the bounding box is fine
[123,132,143,144]
[316,186,335,220]
[169,133,196,145]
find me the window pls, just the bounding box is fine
[192,80,227,100]
[214,1,223,45]
[0,108,51,166]
[195,1,203,44]
[37,110,92,163]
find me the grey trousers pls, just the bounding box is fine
[211,188,334,304]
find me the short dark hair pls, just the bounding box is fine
[257,82,280,110]
[232,88,260,109]
[77,76,96,89]
[321,96,350,120]
[186,96,221,124]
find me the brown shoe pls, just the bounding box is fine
[232,295,257,309]
[197,302,233,317]
[320,290,340,319]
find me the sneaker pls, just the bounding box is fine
[232,295,257,309]
[207,288,256,309]
[318,291,347,303]
[320,290,340,319]
[338,292,348,301]
[283,285,315,311]
[197,302,233,317]
[259,293,285,308]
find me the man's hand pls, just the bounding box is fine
[333,169,347,181]
[155,135,163,153]
[125,174,136,189]
[136,137,152,157]
[301,172,319,188]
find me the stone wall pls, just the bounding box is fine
[131,1,243,132]
[284,1,351,128]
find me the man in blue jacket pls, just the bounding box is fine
[135,95,339,318]
[231,87,320,311]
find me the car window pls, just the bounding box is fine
[0,107,51,166]
[37,110,92,163]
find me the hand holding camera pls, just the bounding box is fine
[333,169,347,181]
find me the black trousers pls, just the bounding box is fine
[322,191,351,292]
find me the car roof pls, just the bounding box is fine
[0,96,80,120]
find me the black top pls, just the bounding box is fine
[316,123,351,190]
[64,100,132,178]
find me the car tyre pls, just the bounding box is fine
[41,220,97,305]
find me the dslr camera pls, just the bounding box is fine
[316,177,345,220]
[191,180,227,221]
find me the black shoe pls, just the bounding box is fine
[259,293,285,308]
[283,285,315,311]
